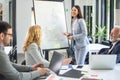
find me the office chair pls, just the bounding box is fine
[8,45,17,63]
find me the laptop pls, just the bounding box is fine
[40,51,64,79]
[89,54,117,70]
[49,51,65,75]
[48,51,83,78]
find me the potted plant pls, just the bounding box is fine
[93,25,108,43]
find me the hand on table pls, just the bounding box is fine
[32,63,44,71]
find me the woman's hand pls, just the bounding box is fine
[62,58,72,65]
[63,32,73,40]
[37,68,50,76]
[67,35,73,40]
[63,32,70,36]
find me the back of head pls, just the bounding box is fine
[0,21,11,33]
[27,25,41,42]
[23,25,42,52]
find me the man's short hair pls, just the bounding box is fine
[0,21,12,33]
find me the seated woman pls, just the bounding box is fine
[23,25,72,67]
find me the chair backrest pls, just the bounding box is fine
[21,60,26,65]
[8,45,17,63]
[98,48,109,54]
[87,36,93,43]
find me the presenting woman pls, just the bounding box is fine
[64,5,89,66]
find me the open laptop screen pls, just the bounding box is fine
[49,51,84,78]
[49,51,65,75]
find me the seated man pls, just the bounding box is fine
[0,21,49,80]
[98,26,120,63]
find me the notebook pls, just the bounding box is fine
[60,69,83,78]
[89,54,117,70]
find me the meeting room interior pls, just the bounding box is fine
[0,0,120,80]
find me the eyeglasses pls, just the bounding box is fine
[4,33,13,37]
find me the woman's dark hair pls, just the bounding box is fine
[0,21,11,33]
[72,5,83,19]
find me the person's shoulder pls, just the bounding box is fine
[0,50,5,55]
[30,42,37,46]
[77,18,85,23]
[114,41,120,50]
[116,41,120,46]
[117,41,120,44]
[28,43,38,48]
[0,50,7,59]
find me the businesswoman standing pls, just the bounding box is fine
[64,5,89,66]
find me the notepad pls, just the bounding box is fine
[60,69,83,78]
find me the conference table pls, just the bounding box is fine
[80,64,120,80]
[44,64,120,80]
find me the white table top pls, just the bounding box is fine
[81,64,120,80]
[45,64,120,80]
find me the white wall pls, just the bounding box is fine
[0,0,9,22]
[0,0,3,7]
[64,0,71,33]
[16,0,71,53]
[16,0,32,53]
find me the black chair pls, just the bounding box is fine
[8,45,17,63]
[21,60,26,65]
[98,48,109,54]
[101,40,111,46]
[85,52,89,64]
[66,47,76,65]
[87,36,93,43]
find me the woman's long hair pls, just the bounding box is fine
[72,5,83,19]
[23,25,42,52]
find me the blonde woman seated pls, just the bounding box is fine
[23,25,72,67]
